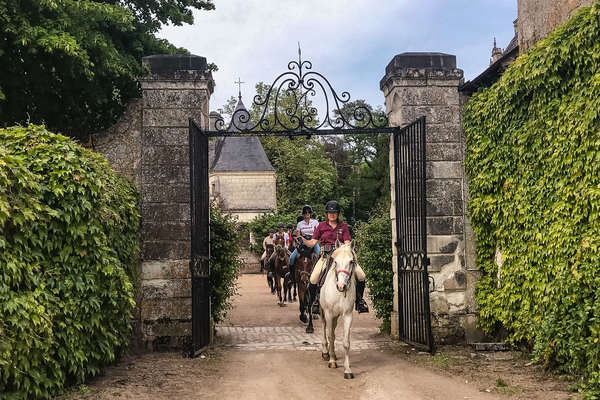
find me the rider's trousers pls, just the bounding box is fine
[309,255,366,285]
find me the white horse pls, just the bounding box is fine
[319,241,356,379]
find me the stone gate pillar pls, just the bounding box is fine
[381,53,479,344]
[94,54,214,349]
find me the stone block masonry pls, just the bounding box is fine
[94,54,214,350]
[381,52,480,344]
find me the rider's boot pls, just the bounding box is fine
[355,280,369,313]
[309,283,320,314]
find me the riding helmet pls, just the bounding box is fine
[268,228,275,233]
[286,223,294,230]
[277,222,284,228]
[325,200,340,213]
[302,204,313,215]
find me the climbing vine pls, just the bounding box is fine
[0,125,139,399]
[464,2,600,395]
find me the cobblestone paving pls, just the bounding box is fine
[215,326,400,352]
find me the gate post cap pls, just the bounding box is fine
[380,52,463,90]
[142,54,208,73]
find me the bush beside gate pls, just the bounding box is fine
[464,2,600,395]
[0,125,139,399]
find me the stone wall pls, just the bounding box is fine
[381,53,481,344]
[209,171,276,223]
[94,54,214,349]
[517,0,594,51]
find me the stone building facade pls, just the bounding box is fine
[517,0,594,51]
[209,98,276,223]
[93,54,214,349]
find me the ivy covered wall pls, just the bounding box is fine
[464,2,600,394]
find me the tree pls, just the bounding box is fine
[245,82,338,215]
[0,0,215,140]
[326,100,390,223]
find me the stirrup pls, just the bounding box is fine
[355,299,369,313]
[311,300,320,315]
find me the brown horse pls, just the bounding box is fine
[273,243,291,305]
[294,247,317,333]
[264,244,275,293]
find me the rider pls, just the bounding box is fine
[288,205,321,284]
[285,223,295,248]
[302,200,369,314]
[268,222,288,266]
[261,228,275,265]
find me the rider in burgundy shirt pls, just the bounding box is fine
[303,200,369,314]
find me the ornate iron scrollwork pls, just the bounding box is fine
[212,50,388,135]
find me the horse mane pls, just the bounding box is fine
[332,243,355,259]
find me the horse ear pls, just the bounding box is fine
[335,238,341,249]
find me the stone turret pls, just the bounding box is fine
[490,38,503,65]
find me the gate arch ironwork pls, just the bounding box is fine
[188,53,434,356]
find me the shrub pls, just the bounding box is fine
[463,2,600,395]
[0,125,139,399]
[355,203,393,333]
[209,204,243,324]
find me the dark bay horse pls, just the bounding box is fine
[294,246,317,333]
[273,243,291,305]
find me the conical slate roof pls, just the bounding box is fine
[211,98,275,172]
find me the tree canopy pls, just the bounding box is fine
[0,0,215,140]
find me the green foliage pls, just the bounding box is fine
[209,204,243,324]
[0,125,139,399]
[0,0,214,140]
[463,2,600,395]
[247,211,298,254]
[354,203,393,333]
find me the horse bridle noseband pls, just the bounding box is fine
[334,259,355,292]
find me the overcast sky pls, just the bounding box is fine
[158,0,517,114]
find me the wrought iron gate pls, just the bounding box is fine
[393,116,434,353]
[188,51,434,355]
[189,121,211,354]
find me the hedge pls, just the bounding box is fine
[355,203,393,333]
[463,2,600,395]
[209,204,243,324]
[0,125,139,399]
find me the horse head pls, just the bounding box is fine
[331,242,356,293]
[275,244,287,261]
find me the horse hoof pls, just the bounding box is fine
[321,353,329,361]
[312,314,319,320]
[300,314,308,323]
[305,326,314,333]
[344,373,354,379]
[329,362,338,369]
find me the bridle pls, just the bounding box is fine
[334,258,356,293]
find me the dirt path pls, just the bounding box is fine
[64,274,577,400]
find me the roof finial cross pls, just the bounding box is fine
[298,41,302,64]
[234,77,245,100]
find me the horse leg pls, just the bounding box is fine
[293,281,297,302]
[328,315,337,369]
[320,309,329,360]
[299,297,307,323]
[342,312,354,379]
[305,294,314,333]
[276,275,283,305]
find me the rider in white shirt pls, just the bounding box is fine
[288,205,321,284]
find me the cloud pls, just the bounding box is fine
[158,0,516,115]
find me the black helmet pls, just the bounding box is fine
[302,204,313,215]
[268,228,275,233]
[286,223,294,230]
[297,215,303,223]
[325,200,340,213]
[277,222,284,228]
